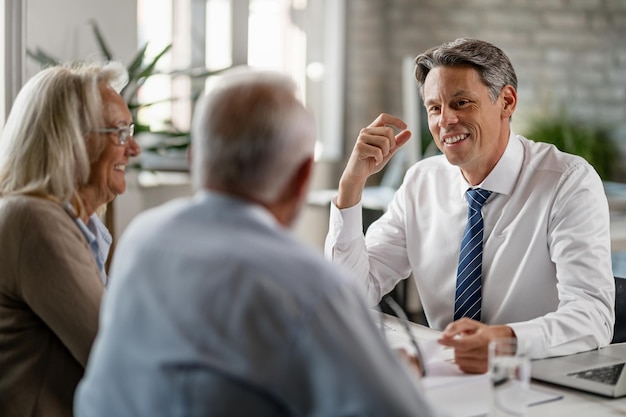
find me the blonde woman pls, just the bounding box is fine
[0,62,140,417]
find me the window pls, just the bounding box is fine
[2,0,26,132]
[137,0,344,161]
[1,3,5,130]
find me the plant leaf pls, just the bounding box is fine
[163,66,229,78]
[26,48,61,67]
[89,19,114,61]
[122,44,173,102]
[524,112,618,180]
[136,44,172,80]
[127,43,149,81]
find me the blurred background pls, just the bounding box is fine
[2,1,626,290]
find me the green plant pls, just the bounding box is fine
[28,20,170,135]
[523,112,619,181]
[27,20,226,150]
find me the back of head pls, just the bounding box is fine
[414,37,517,102]
[0,62,127,201]
[191,67,315,203]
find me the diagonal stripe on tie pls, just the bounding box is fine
[454,188,492,321]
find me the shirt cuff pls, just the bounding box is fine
[507,321,545,358]
[329,197,364,244]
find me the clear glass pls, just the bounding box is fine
[489,338,531,417]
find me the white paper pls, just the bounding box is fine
[379,315,563,417]
[422,374,563,417]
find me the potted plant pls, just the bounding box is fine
[523,110,619,181]
[27,20,228,171]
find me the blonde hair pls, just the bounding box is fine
[0,61,128,202]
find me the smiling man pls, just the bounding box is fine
[325,38,614,373]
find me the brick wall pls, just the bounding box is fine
[343,0,626,179]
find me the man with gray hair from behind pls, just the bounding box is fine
[75,67,444,417]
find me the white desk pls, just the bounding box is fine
[380,313,626,417]
[526,381,626,416]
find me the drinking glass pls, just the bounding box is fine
[489,338,531,417]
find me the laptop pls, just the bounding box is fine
[531,343,626,398]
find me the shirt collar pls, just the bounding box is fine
[456,130,523,199]
[75,215,95,244]
[195,189,281,230]
[482,130,523,197]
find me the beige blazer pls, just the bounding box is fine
[0,195,104,417]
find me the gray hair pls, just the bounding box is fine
[0,61,128,201]
[414,38,517,102]
[191,67,315,203]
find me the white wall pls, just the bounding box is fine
[24,0,139,239]
[1,2,5,130]
[2,0,26,132]
[25,0,137,78]
[5,0,137,145]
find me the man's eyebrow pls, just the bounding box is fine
[452,90,475,97]
[424,90,473,105]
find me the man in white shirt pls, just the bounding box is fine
[75,68,443,417]
[325,37,615,373]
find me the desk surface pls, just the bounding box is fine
[527,381,626,416]
[380,313,626,417]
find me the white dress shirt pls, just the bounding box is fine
[326,132,615,359]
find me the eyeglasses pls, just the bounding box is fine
[93,124,135,145]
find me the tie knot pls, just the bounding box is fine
[466,188,491,210]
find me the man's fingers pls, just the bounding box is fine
[355,140,385,165]
[441,317,482,338]
[439,323,515,375]
[357,127,412,164]
[455,355,489,374]
[359,126,397,148]
[395,129,412,148]
[368,113,408,131]
[356,128,397,163]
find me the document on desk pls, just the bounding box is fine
[422,373,562,417]
[378,315,562,417]
[416,339,563,417]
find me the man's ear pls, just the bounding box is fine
[290,156,314,202]
[270,156,314,227]
[501,85,517,119]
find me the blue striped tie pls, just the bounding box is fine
[454,188,492,321]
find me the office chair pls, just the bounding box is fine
[612,276,626,344]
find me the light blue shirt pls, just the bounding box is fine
[75,191,443,417]
[74,214,112,286]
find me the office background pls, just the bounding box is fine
[2,0,626,254]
